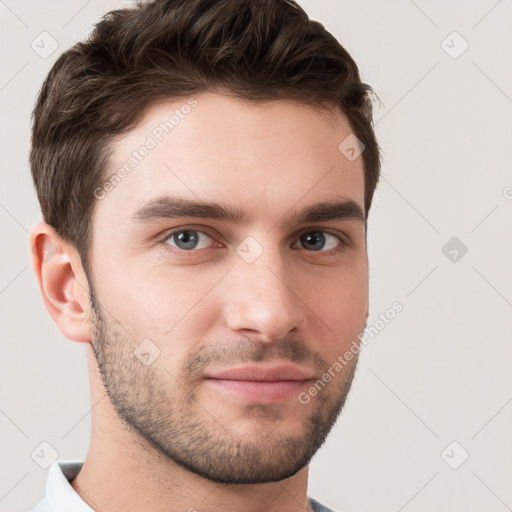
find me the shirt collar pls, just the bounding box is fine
[42,460,94,511]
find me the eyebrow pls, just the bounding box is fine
[132,195,366,227]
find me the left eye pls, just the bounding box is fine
[164,229,214,251]
[295,231,342,252]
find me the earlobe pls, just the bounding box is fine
[29,222,92,343]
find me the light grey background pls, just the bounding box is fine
[1,1,511,511]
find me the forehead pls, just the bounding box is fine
[94,92,365,228]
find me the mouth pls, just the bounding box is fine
[204,363,315,403]
[205,379,313,403]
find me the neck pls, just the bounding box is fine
[71,433,311,512]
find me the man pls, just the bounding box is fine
[28,0,381,510]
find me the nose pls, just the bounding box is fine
[222,246,307,343]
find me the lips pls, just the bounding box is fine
[204,363,316,403]
[204,364,315,382]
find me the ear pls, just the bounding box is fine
[29,221,92,343]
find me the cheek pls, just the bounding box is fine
[299,264,368,349]
[92,250,211,336]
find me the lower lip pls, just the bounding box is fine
[206,379,311,403]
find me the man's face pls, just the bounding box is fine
[87,92,368,483]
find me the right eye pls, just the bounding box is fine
[163,228,216,252]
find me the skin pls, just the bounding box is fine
[30,91,369,512]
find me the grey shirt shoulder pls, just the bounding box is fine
[309,497,337,512]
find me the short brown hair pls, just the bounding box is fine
[30,0,381,273]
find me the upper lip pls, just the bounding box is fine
[204,363,315,382]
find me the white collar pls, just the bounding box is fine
[31,460,93,512]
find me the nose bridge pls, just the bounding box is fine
[223,239,306,341]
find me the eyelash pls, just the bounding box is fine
[158,226,349,256]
